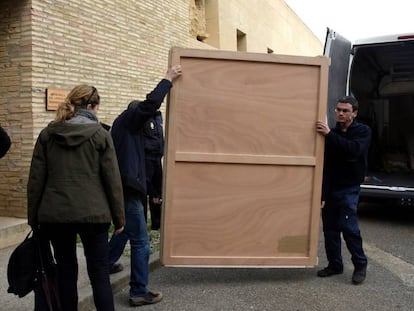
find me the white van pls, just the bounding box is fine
[324,29,414,205]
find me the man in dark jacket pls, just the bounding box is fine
[143,110,164,234]
[316,95,371,285]
[108,65,182,307]
[0,125,11,158]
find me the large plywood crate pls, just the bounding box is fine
[161,48,329,267]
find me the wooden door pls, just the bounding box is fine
[161,48,328,267]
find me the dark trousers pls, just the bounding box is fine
[34,231,60,311]
[144,156,163,230]
[322,186,368,271]
[41,223,114,311]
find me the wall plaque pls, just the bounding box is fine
[46,89,68,111]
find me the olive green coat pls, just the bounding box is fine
[27,118,125,229]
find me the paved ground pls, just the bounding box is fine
[2,203,413,310]
[112,203,414,311]
[112,240,414,311]
[1,243,157,311]
[4,237,413,311]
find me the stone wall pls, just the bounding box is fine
[0,1,32,217]
[204,0,323,56]
[0,0,322,218]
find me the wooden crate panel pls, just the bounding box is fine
[162,48,328,267]
[162,162,314,266]
[174,57,321,157]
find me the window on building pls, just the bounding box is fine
[237,29,246,52]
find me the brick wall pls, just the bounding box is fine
[0,0,322,218]
[206,0,323,55]
[30,0,203,128]
[0,0,32,217]
[1,0,206,217]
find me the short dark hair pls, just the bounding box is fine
[337,95,358,111]
[128,100,141,109]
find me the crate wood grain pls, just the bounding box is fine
[161,48,328,267]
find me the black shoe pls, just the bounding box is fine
[109,263,124,274]
[352,267,366,285]
[129,291,163,306]
[317,266,343,277]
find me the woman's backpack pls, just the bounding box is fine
[7,230,38,297]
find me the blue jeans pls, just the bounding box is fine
[322,186,368,271]
[108,192,150,298]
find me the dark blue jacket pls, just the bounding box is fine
[111,79,172,198]
[143,110,164,159]
[322,120,371,200]
[0,126,11,159]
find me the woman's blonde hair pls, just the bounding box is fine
[55,84,100,121]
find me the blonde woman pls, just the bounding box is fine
[27,85,125,311]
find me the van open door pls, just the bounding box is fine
[325,30,414,205]
[323,28,352,128]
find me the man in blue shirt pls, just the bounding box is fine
[316,95,371,285]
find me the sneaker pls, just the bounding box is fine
[352,267,367,285]
[317,266,343,277]
[129,291,163,306]
[109,263,124,274]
